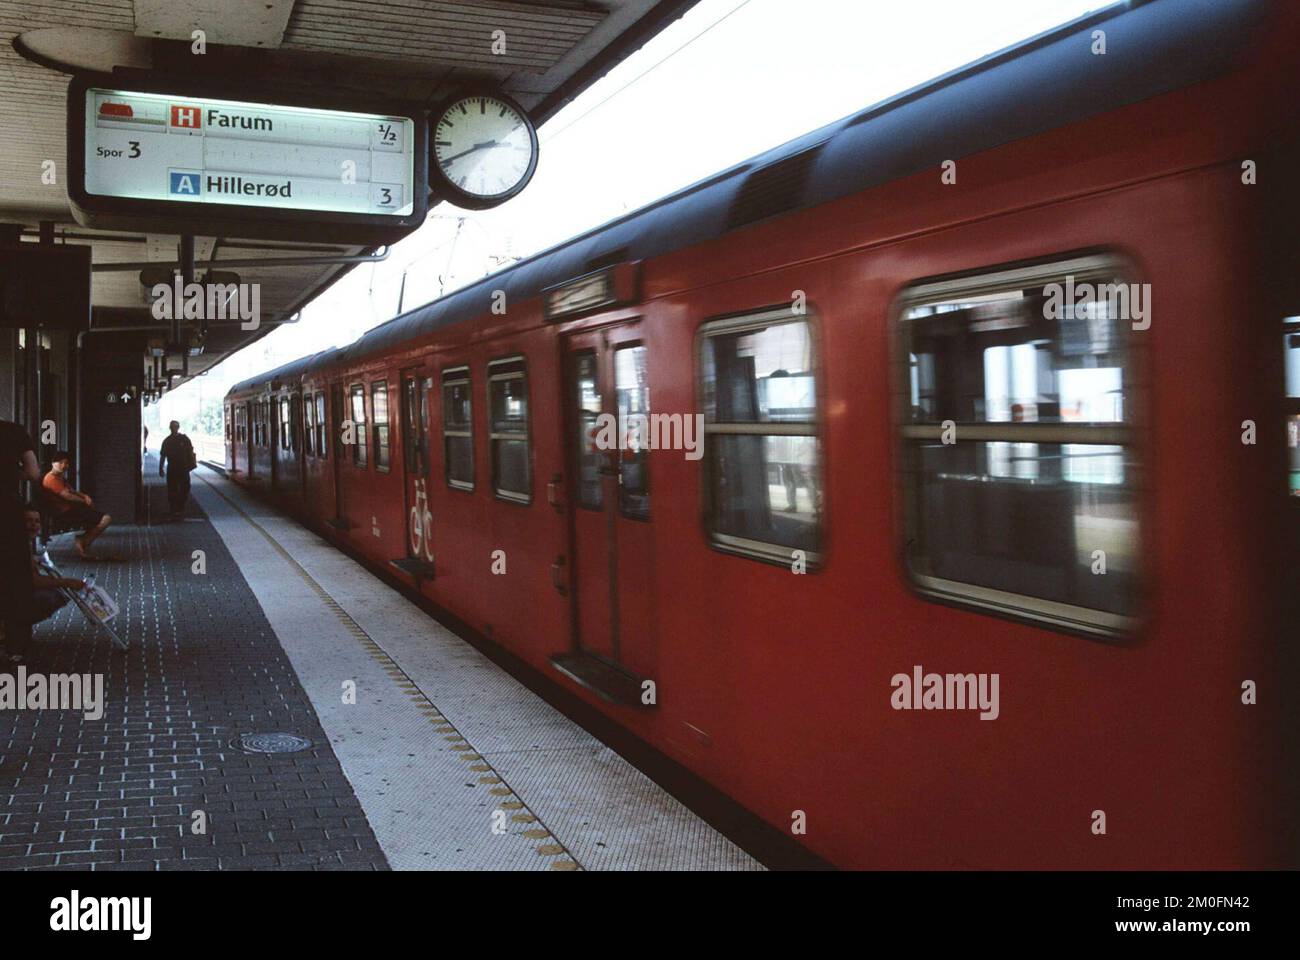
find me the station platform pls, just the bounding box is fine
[0,458,759,871]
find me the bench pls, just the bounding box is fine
[39,506,82,547]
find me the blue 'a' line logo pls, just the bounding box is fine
[169,171,201,196]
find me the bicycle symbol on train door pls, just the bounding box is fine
[409,476,435,561]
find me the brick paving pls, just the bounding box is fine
[0,462,389,871]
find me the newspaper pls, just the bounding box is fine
[77,582,119,623]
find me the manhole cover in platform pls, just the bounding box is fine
[233,732,314,754]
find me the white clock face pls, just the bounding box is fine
[433,96,536,200]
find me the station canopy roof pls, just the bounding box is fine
[0,0,698,384]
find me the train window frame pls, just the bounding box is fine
[371,380,391,474]
[290,394,302,455]
[304,392,315,457]
[442,365,474,492]
[614,342,651,522]
[696,305,825,568]
[279,396,291,452]
[349,383,369,468]
[487,356,532,505]
[892,252,1143,641]
[315,392,327,460]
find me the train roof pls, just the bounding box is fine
[228,0,1266,397]
[229,349,341,395]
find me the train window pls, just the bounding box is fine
[897,255,1139,638]
[443,367,474,490]
[349,384,368,467]
[573,352,602,510]
[279,397,290,451]
[372,381,390,472]
[700,309,822,564]
[315,393,327,459]
[402,375,429,477]
[304,393,315,456]
[615,345,650,520]
[488,357,530,503]
[290,395,302,454]
[1285,319,1300,497]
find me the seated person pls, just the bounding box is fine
[41,451,112,559]
[1,503,86,663]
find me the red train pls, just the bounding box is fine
[226,0,1300,869]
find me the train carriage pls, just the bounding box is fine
[226,0,1300,869]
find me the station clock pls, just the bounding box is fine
[429,91,539,210]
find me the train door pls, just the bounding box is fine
[561,323,655,689]
[224,402,233,469]
[329,384,347,525]
[238,403,249,476]
[399,368,435,572]
[271,393,283,491]
[250,400,260,481]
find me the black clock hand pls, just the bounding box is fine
[442,139,500,164]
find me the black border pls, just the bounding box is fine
[67,72,429,245]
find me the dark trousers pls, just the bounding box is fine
[166,469,191,515]
[3,591,71,658]
[0,496,34,656]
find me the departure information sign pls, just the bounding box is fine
[82,87,416,218]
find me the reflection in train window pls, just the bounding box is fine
[615,345,650,521]
[349,384,368,467]
[280,397,292,451]
[304,393,315,456]
[442,367,473,490]
[700,309,822,564]
[573,352,602,510]
[489,357,530,503]
[315,393,327,459]
[898,256,1139,637]
[372,381,390,472]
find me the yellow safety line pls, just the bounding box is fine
[196,471,581,871]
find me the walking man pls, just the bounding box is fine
[158,420,196,519]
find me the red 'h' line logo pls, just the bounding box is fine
[170,105,201,129]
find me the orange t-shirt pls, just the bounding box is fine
[42,472,75,514]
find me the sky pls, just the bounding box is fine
[154,0,1114,432]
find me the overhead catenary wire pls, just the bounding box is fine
[542,0,758,143]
